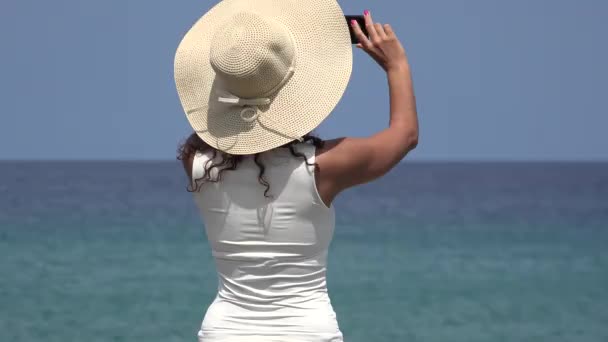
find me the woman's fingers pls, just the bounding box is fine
[374,23,387,40]
[352,12,406,72]
[364,10,379,43]
[351,20,372,49]
[383,23,395,38]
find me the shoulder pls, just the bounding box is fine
[294,141,315,156]
[313,138,342,170]
[181,149,211,181]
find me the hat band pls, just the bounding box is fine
[216,66,296,107]
[217,96,271,106]
[216,66,296,126]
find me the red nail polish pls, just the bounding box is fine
[364,9,369,16]
[351,19,356,26]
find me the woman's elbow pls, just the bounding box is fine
[406,131,419,150]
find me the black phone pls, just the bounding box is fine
[345,15,369,44]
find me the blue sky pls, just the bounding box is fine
[1,0,606,161]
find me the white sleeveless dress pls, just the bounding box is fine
[191,142,344,342]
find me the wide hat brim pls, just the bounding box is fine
[174,0,353,155]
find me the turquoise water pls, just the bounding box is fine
[1,161,607,341]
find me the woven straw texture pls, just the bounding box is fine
[174,0,352,155]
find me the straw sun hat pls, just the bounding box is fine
[174,0,353,155]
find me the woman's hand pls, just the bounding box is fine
[351,10,409,72]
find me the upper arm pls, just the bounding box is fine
[317,126,418,192]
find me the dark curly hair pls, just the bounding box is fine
[177,132,325,198]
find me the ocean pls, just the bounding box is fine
[1,161,607,342]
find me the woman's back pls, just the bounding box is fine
[192,142,343,341]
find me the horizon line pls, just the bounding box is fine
[1,158,607,163]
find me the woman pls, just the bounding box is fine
[174,0,417,340]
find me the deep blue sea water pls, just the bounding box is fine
[1,161,607,342]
